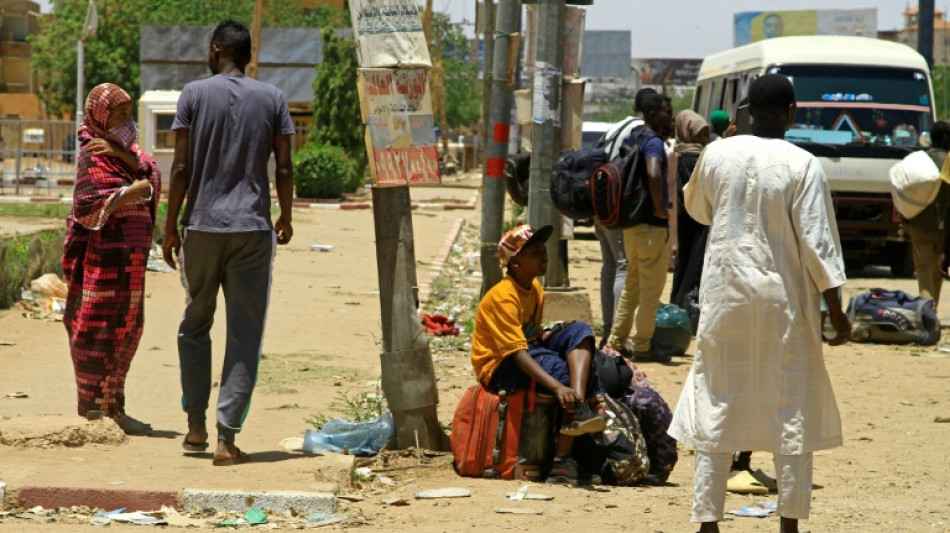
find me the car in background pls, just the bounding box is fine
[581,121,613,149]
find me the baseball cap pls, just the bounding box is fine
[710,109,731,125]
[497,224,553,269]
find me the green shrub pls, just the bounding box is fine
[0,230,66,309]
[293,143,363,199]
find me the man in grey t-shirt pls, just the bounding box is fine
[162,19,295,466]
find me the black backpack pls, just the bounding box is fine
[591,134,651,229]
[549,118,638,220]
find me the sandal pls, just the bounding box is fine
[213,448,250,466]
[182,437,210,453]
[113,414,153,436]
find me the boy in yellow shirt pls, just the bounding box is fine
[471,224,605,485]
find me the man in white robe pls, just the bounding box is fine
[668,74,851,533]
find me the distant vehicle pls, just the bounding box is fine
[694,36,934,277]
[581,121,613,149]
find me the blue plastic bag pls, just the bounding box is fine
[302,413,395,456]
[650,303,692,359]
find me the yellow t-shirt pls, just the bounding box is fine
[470,276,544,385]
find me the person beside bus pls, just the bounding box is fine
[669,74,851,533]
[905,121,950,309]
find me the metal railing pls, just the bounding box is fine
[0,119,77,197]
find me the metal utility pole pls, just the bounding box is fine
[247,0,264,79]
[75,0,97,165]
[920,0,935,69]
[527,0,565,287]
[479,0,520,294]
[480,1,494,168]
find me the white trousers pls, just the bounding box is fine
[691,451,813,523]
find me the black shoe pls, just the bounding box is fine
[560,403,606,436]
[546,456,593,486]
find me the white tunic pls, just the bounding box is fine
[668,136,846,455]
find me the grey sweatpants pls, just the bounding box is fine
[178,229,275,442]
[594,221,627,337]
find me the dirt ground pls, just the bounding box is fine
[1,181,950,532]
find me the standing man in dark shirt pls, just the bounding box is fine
[606,93,673,361]
[162,19,296,465]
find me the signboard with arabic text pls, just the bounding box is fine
[349,0,431,68]
[359,68,440,186]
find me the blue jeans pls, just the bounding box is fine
[489,322,597,396]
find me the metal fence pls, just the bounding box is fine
[0,119,313,197]
[0,119,77,197]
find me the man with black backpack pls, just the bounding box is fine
[605,93,674,362]
[593,89,658,349]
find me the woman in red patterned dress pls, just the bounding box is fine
[63,83,161,435]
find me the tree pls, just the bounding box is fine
[308,22,363,173]
[30,0,342,118]
[432,13,480,130]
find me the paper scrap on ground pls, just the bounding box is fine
[494,508,543,515]
[728,503,776,518]
[310,244,334,252]
[413,487,472,499]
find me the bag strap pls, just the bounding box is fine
[492,389,509,465]
[605,117,639,154]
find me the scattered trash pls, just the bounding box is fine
[0,341,16,346]
[381,497,410,506]
[14,511,54,523]
[47,298,66,313]
[301,412,395,456]
[505,492,553,501]
[30,273,67,299]
[3,392,28,399]
[279,436,304,451]
[421,313,460,336]
[413,487,472,499]
[101,511,167,525]
[494,508,543,515]
[376,474,397,486]
[935,416,950,423]
[94,508,126,517]
[306,513,348,527]
[109,481,126,486]
[338,494,364,502]
[726,470,769,494]
[728,503,776,518]
[508,484,529,501]
[89,516,111,526]
[146,256,175,273]
[310,244,334,252]
[243,508,267,525]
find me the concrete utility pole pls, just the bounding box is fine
[920,0,936,69]
[479,0,521,295]
[247,0,264,79]
[527,0,565,287]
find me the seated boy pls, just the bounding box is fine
[470,224,606,485]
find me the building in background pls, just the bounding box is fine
[0,0,44,119]
[581,30,638,119]
[887,7,950,64]
[734,8,877,46]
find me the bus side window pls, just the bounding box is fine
[693,86,704,113]
[697,82,712,118]
[710,78,723,113]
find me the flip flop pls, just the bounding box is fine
[182,437,209,453]
[113,414,153,436]
[726,469,769,495]
[213,448,250,466]
[750,468,778,492]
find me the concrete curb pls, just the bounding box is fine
[3,485,337,514]
[181,489,336,514]
[418,217,467,305]
[15,486,178,511]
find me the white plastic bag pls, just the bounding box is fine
[889,150,942,219]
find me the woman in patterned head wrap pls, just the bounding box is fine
[62,83,161,435]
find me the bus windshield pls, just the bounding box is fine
[767,64,933,148]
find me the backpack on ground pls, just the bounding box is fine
[590,135,651,229]
[573,394,650,486]
[846,289,940,345]
[622,385,678,482]
[650,303,693,360]
[550,118,638,220]
[450,384,557,481]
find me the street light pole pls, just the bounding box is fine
[75,0,98,163]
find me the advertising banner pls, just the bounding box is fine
[734,8,877,46]
[636,59,702,86]
[359,68,440,185]
[349,0,432,68]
